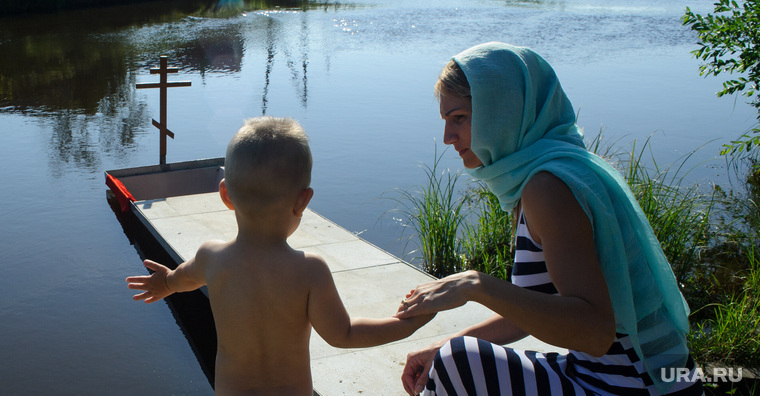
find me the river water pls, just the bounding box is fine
[0,0,756,393]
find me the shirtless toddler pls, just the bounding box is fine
[126,116,434,395]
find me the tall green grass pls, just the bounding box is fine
[688,245,760,368]
[387,147,466,278]
[460,183,514,280]
[688,155,760,374]
[386,149,514,279]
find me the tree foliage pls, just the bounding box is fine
[683,0,760,155]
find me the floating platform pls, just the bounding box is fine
[106,158,565,395]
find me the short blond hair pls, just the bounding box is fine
[224,117,312,215]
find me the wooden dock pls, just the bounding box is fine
[129,189,566,395]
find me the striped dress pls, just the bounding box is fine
[422,212,704,395]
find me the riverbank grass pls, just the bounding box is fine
[385,147,466,279]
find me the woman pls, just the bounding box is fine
[395,42,703,395]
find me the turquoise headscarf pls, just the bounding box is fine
[454,42,690,392]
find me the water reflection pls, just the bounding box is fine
[0,22,131,112]
[258,10,312,114]
[173,25,245,76]
[95,73,151,159]
[295,13,310,109]
[262,16,276,115]
[0,0,343,113]
[0,0,337,175]
[0,0,245,111]
[49,112,101,176]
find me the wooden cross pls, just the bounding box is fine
[136,56,192,165]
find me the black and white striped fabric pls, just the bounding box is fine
[422,213,704,395]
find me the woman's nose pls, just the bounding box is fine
[443,124,458,145]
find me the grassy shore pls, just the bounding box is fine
[390,133,759,394]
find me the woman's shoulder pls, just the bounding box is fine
[521,170,590,243]
[522,171,573,205]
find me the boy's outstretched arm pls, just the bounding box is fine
[127,259,177,303]
[127,243,211,303]
[306,254,435,348]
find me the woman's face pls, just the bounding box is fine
[440,93,483,169]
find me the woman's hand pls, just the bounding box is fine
[401,340,445,395]
[396,270,480,319]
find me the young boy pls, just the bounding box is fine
[126,116,434,395]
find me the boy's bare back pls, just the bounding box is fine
[199,237,326,394]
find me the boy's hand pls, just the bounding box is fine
[126,259,174,303]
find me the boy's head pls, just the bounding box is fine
[223,117,312,216]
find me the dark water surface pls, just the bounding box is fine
[0,0,756,393]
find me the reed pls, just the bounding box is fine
[688,246,760,368]
[460,183,514,279]
[688,157,760,372]
[387,147,466,278]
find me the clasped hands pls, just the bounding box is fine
[395,270,480,395]
[395,269,477,318]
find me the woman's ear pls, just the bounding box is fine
[218,179,235,210]
[293,187,314,217]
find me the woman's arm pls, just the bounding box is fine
[398,171,615,356]
[509,171,615,355]
[455,313,527,344]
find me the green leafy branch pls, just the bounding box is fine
[684,0,760,155]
